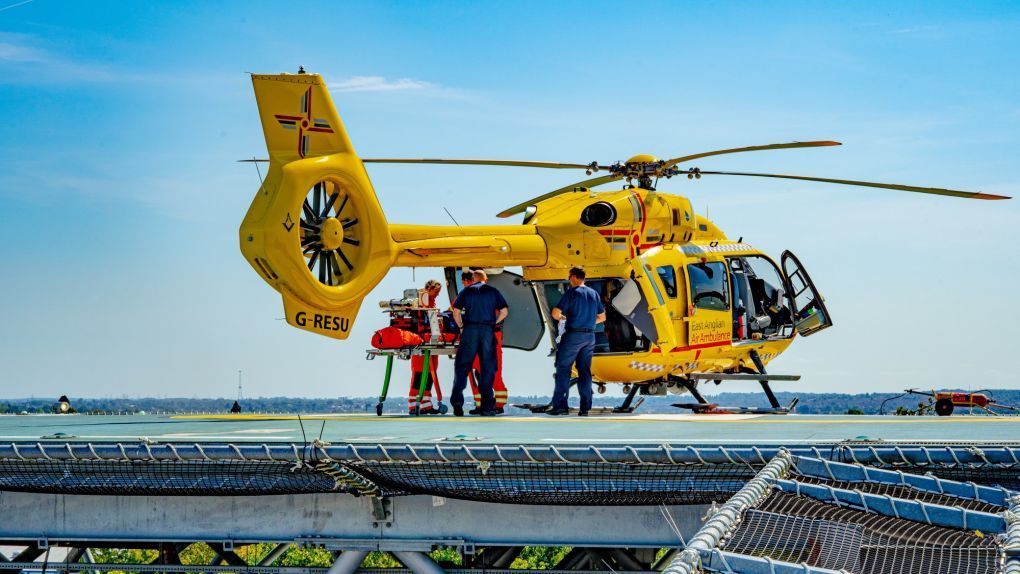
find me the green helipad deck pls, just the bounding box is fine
[3,412,1019,444]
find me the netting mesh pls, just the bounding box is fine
[0,460,342,496]
[348,461,758,505]
[924,464,1020,491]
[722,492,1000,574]
[790,472,1006,512]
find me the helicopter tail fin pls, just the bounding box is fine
[240,72,396,340]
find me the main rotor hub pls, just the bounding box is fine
[625,154,659,165]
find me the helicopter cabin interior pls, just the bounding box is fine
[539,256,804,353]
[445,248,828,355]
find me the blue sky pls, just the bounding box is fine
[0,1,1017,399]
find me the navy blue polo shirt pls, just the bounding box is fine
[554,284,605,331]
[453,282,509,325]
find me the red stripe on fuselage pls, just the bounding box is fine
[650,340,730,353]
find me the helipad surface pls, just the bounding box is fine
[2,412,1018,444]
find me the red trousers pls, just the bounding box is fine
[468,330,508,408]
[408,354,439,413]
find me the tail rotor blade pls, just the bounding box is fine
[321,192,339,219]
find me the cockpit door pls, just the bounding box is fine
[627,253,679,349]
[780,250,833,337]
[483,270,546,350]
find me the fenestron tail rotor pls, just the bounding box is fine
[299,180,361,287]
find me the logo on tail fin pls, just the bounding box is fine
[273,86,335,158]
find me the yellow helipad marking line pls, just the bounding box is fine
[170,414,1020,424]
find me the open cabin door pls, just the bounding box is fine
[465,269,546,350]
[622,254,679,350]
[780,250,833,337]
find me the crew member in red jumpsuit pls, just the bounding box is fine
[408,279,442,414]
[459,271,509,413]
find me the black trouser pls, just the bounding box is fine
[453,324,497,411]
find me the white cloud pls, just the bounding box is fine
[329,76,435,93]
[0,40,44,62]
[890,24,941,36]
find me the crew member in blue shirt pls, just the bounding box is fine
[451,270,509,416]
[549,267,606,416]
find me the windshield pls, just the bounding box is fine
[688,262,729,311]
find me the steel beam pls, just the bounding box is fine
[326,551,366,574]
[792,454,1015,506]
[701,550,845,574]
[772,478,1006,533]
[0,492,705,549]
[392,551,445,574]
[257,543,292,567]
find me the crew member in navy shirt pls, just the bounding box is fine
[451,270,509,416]
[549,267,606,416]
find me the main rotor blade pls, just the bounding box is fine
[696,170,1011,200]
[664,141,841,167]
[497,174,622,218]
[362,158,607,170]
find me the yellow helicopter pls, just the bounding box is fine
[239,71,1008,414]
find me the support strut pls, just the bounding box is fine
[750,349,781,409]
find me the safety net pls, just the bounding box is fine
[0,459,341,496]
[926,464,1020,491]
[720,491,1001,574]
[346,460,758,505]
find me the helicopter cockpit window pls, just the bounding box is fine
[580,202,617,227]
[688,262,729,311]
[656,266,677,298]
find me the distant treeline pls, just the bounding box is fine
[2,389,1018,415]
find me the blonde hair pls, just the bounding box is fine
[472,270,488,282]
[424,279,442,290]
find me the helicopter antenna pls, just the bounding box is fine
[443,207,461,226]
[249,156,266,194]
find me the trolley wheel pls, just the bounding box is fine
[597,384,607,394]
[375,403,383,416]
[934,398,955,417]
[437,403,449,415]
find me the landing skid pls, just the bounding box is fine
[673,398,799,415]
[673,350,800,415]
[513,379,645,415]
[511,403,629,415]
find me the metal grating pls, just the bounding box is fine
[722,491,1001,574]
